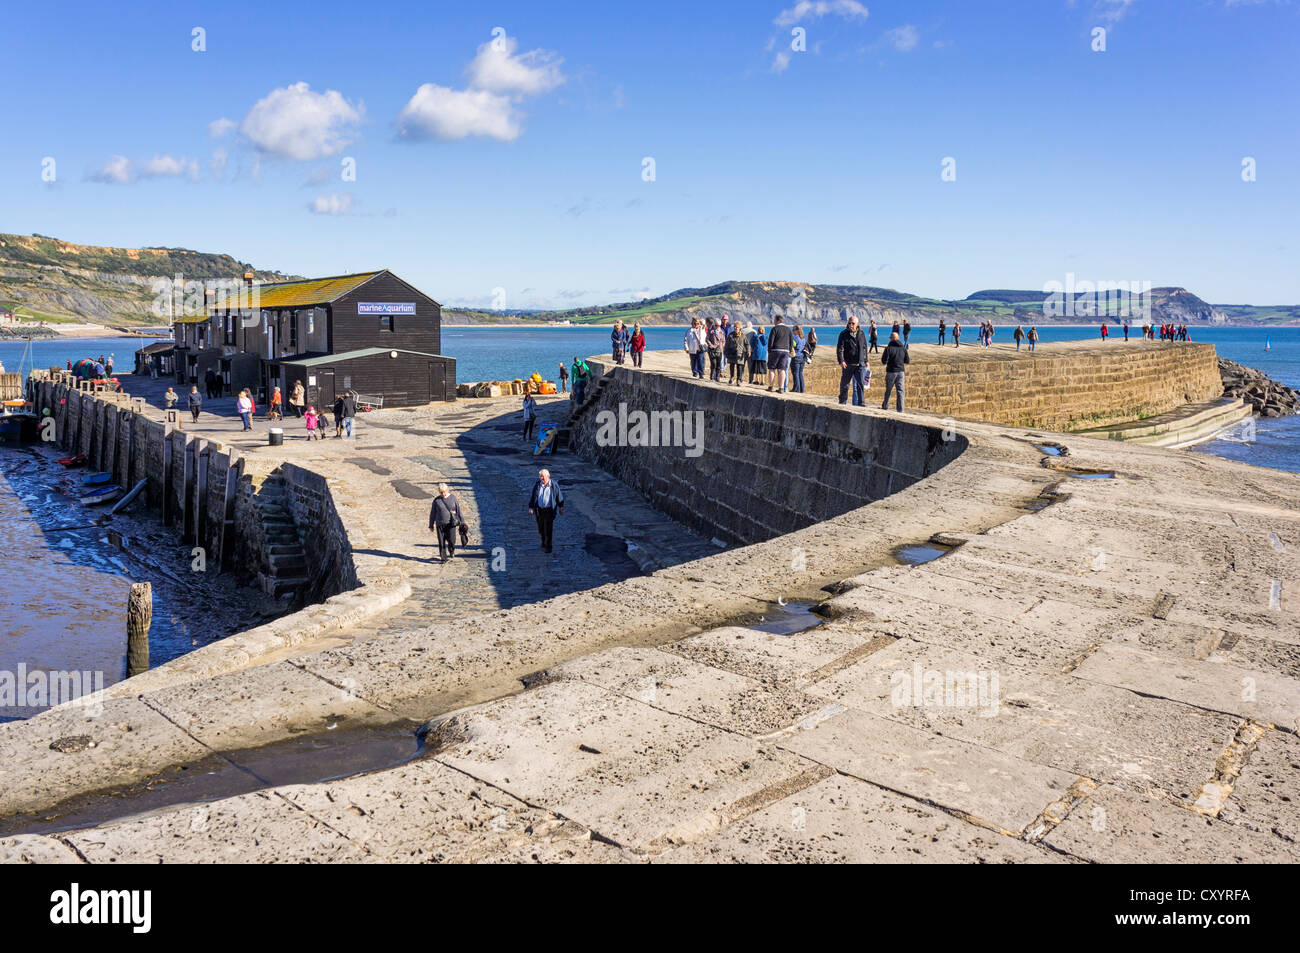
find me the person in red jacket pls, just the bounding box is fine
[629,323,646,368]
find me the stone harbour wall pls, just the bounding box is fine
[801,340,1223,430]
[573,362,967,545]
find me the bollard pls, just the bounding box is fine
[126,581,151,678]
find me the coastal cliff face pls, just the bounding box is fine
[0,233,295,324]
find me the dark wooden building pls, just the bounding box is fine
[172,269,456,406]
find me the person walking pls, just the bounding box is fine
[751,325,768,383]
[725,324,746,386]
[938,319,946,346]
[187,385,202,425]
[571,356,591,403]
[429,482,468,563]
[204,368,216,399]
[1013,325,1024,351]
[338,391,357,438]
[1028,326,1038,352]
[268,385,283,421]
[706,318,726,382]
[611,321,630,365]
[528,468,564,553]
[1100,323,1109,341]
[836,316,871,406]
[953,321,962,347]
[304,405,321,440]
[902,319,911,349]
[522,392,537,442]
[629,323,646,368]
[766,315,793,392]
[880,331,909,411]
[237,389,253,431]
[684,318,706,379]
[1123,321,1130,342]
[790,325,808,393]
[868,318,880,354]
[289,381,305,417]
[557,362,569,393]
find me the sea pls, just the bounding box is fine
[1,325,1296,716]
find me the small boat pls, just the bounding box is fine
[0,400,38,443]
[1265,338,1271,351]
[58,453,88,468]
[81,485,123,506]
[82,472,114,485]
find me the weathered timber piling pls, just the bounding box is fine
[126,581,151,677]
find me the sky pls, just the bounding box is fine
[3,0,1298,309]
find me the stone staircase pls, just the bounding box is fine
[252,474,311,602]
[1076,397,1254,449]
[558,371,613,452]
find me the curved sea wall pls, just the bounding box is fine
[801,340,1222,431]
[572,361,968,545]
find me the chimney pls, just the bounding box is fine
[244,271,254,286]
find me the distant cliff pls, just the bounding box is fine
[522,281,1257,328]
[0,233,298,325]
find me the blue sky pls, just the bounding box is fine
[3,0,1298,308]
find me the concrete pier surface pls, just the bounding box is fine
[2,347,1297,863]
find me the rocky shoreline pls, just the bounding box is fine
[1219,358,1300,417]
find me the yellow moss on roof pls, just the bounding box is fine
[211,271,383,312]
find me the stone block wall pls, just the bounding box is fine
[801,342,1222,430]
[29,373,355,598]
[572,365,967,546]
[280,463,360,600]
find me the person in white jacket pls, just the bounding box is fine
[237,390,253,431]
[683,318,707,379]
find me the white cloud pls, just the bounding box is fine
[87,155,133,184]
[309,192,355,215]
[396,84,520,141]
[240,82,363,160]
[140,154,199,180]
[211,148,229,180]
[86,154,198,184]
[208,117,236,138]
[883,24,919,51]
[772,51,792,72]
[774,0,869,27]
[465,35,565,97]
[1095,0,1137,24]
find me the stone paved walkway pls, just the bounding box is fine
[114,374,717,652]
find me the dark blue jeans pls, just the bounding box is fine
[791,355,806,393]
[689,351,705,378]
[838,365,866,406]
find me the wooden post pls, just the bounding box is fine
[126,582,151,678]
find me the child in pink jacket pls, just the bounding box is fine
[304,405,320,440]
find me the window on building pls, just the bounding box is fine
[379,315,393,332]
[224,313,235,346]
[290,312,299,351]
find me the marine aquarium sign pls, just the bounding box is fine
[357,302,415,315]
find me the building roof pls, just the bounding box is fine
[211,270,385,312]
[272,347,454,367]
[136,341,175,354]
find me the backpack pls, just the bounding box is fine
[804,329,817,360]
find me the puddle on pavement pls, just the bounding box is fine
[1034,443,1066,457]
[892,542,953,566]
[733,600,825,636]
[1067,470,1116,479]
[0,718,423,838]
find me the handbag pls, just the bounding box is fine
[458,523,469,545]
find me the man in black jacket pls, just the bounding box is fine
[765,315,794,392]
[836,317,871,406]
[880,331,910,410]
[429,482,468,562]
[340,391,357,439]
